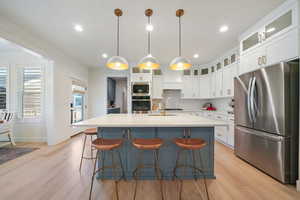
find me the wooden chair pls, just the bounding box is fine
[0,112,15,147]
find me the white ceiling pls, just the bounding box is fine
[0,0,285,67]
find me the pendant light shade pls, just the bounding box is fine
[138,54,160,70]
[106,56,129,70]
[106,9,128,70]
[169,9,191,71]
[138,9,160,70]
[169,56,192,71]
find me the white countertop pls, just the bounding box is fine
[73,113,228,128]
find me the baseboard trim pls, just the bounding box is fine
[15,137,47,143]
[297,180,300,192]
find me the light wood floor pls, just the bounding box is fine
[0,135,299,200]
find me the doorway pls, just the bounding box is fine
[107,77,128,114]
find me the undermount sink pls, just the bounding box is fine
[148,113,177,116]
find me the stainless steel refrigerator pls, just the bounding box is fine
[234,60,299,184]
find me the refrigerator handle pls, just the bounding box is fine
[250,76,256,122]
[247,77,253,123]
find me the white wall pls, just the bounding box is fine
[0,50,48,142]
[0,15,89,145]
[88,67,129,118]
[115,79,128,113]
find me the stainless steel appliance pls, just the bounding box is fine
[132,82,150,96]
[132,95,151,113]
[234,60,299,184]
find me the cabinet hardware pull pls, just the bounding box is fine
[258,57,262,65]
[262,56,267,64]
[258,34,262,43]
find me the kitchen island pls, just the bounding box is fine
[74,113,227,180]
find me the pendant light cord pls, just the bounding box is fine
[148,17,151,55]
[179,16,181,56]
[117,16,120,56]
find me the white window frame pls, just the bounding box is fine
[17,64,45,123]
[0,63,10,113]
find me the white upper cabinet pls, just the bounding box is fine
[210,65,217,98]
[215,62,223,97]
[239,0,299,75]
[131,67,152,82]
[152,69,163,99]
[182,67,200,98]
[199,67,210,99]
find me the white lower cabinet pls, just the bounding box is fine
[215,126,228,143]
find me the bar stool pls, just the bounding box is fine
[79,128,98,171]
[173,137,210,200]
[89,138,125,200]
[132,138,164,200]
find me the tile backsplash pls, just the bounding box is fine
[152,89,233,114]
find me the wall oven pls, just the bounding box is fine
[132,82,150,96]
[132,96,151,113]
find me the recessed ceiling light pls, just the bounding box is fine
[219,25,229,33]
[146,24,154,32]
[74,24,83,32]
[193,54,199,58]
[102,53,108,58]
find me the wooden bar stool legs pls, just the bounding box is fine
[132,138,164,200]
[173,138,210,200]
[79,128,97,172]
[89,138,125,200]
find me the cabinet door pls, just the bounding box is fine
[210,72,216,98]
[239,45,266,75]
[192,77,200,98]
[228,123,234,147]
[265,29,298,66]
[182,77,193,98]
[241,32,260,52]
[152,76,163,98]
[264,10,293,40]
[222,64,237,97]
[199,76,210,99]
[215,70,223,97]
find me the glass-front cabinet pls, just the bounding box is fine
[241,8,294,53]
[265,10,292,39]
[242,32,260,52]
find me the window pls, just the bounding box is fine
[22,67,42,119]
[0,67,7,110]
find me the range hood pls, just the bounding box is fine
[163,82,182,90]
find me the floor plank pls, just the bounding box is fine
[0,134,299,200]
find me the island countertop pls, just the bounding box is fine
[73,113,228,128]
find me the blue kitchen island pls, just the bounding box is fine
[74,113,227,180]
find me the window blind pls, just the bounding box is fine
[22,67,42,118]
[0,67,7,110]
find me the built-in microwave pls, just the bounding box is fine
[132,82,150,96]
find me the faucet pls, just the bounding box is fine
[160,96,169,116]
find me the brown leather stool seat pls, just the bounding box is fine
[132,138,163,150]
[92,138,123,151]
[84,128,98,135]
[174,138,207,150]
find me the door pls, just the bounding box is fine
[251,63,286,135]
[234,126,291,183]
[234,72,253,128]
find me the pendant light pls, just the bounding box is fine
[169,9,192,71]
[138,9,160,70]
[106,8,129,70]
